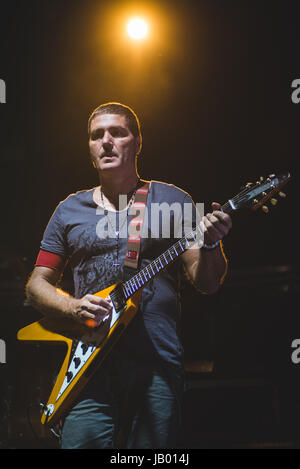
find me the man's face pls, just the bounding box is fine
[89,113,140,175]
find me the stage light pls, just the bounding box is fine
[127,18,148,40]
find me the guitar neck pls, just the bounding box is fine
[121,201,234,300]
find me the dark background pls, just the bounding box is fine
[0,0,299,449]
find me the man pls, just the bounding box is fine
[26,102,232,449]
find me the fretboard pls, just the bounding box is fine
[122,202,233,300]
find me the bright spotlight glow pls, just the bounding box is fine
[127,18,148,40]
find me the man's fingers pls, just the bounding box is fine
[206,213,229,236]
[211,202,222,211]
[85,294,112,306]
[83,296,112,313]
[202,216,224,241]
[73,294,113,327]
[212,211,232,229]
[211,202,232,229]
[80,306,112,327]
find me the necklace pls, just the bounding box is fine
[100,180,140,266]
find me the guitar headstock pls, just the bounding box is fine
[228,172,291,213]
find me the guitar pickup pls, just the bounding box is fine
[109,285,127,313]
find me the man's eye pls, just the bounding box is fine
[91,130,104,140]
[110,128,123,137]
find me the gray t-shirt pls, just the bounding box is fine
[40,180,197,368]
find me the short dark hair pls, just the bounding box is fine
[88,102,142,141]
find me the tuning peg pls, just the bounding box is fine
[270,198,278,206]
[279,191,286,198]
[241,182,253,190]
[260,176,264,182]
[262,205,269,213]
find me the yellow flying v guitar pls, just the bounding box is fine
[17,172,291,427]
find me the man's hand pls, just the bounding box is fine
[200,202,232,246]
[26,266,114,327]
[70,295,113,328]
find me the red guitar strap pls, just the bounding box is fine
[123,180,150,271]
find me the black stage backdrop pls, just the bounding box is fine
[0,0,299,450]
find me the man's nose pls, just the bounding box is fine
[102,130,113,145]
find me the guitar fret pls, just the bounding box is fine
[168,250,173,261]
[139,274,145,285]
[124,284,129,296]
[147,266,152,278]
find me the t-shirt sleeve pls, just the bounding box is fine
[39,202,69,258]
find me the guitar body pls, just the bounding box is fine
[17,283,142,426]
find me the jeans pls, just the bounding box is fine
[61,351,184,449]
